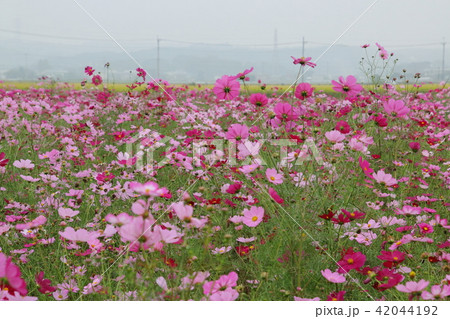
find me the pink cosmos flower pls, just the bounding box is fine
[118,216,155,251]
[92,75,103,86]
[129,181,161,197]
[375,43,389,60]
[13,159,35,169]
[349,138,367,152]
[325,130,345,143]
[331,75,363,96]
[239,162,260,174]
[53,289,69,300]
[0,253,28,296]
[383,99,410,118]
[172,202,193,222]
[396,279,429,294]
[213,75,240,100]
[59,227,99,243]
[273,102,298,121]
[242,206,264,227]
[266,168,283,184]
[421,285,450,300]
[389,236,413,251]
[58,207,80,219]
[15,215,47,230]
[2,291,37,301]
[211,246,233,255]
[209,288,239,301]
[291,56,316,68]
[225,124,249,141]
[321,269,346,283]
[131,200,154,219]
[249,93,268,107]
[203,271,238,296]
[238,141,262,159]
[395,205,421,215]
[295,82,314,100]
[105,212,132,226]
[372,170,398,187]
[153,225,183,244]
[294,296,321,301]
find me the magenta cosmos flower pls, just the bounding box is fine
[235,67,254,80]
[225,124,249,141]
[358,156,374,179]
[213,75,240,100]
[409,142,421,152]
[242,206,265,227]
[337,251,366,273]
[331,75,363,96]
[0,152,9,167]
[291,56,316,68]
[249,93,268,107]
[418,223,433,234]
[0,253,28,296]
[383,99,410,118]
[92,75,103,86]
[268,187,284,204]
[85,66,95,76]
[273,102,299,121]
[295,82,314,100]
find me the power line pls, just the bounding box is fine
[0,27,447,50]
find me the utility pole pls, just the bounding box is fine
[302,36,305,57]
[157,36,161,79]
[442,38,446,82]
[273,29,278,82]
[301,36,305,82]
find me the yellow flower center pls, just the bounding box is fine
[252,216,258,222]
[347,258,354,264]
[270,176,275,181]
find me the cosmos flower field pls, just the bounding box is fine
[0,46,449,301]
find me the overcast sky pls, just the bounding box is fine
[1,0,449,49]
